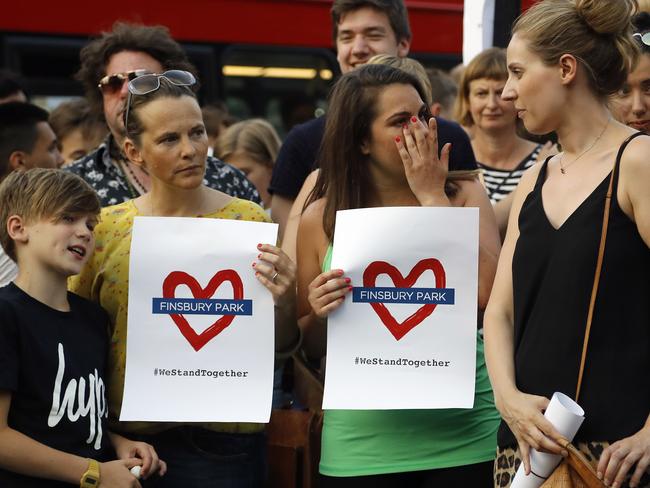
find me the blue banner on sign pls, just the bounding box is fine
[152,298,253,315]
[352,287,455,305]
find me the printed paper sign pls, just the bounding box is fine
[323,207,479,410]
[120,217,278,422]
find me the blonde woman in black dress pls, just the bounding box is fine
[484,1,650,487]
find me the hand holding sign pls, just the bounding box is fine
[254,243,296,307]
[396,116,450,207]
[308,268,352,318]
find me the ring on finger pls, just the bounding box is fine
[272,271,279,283]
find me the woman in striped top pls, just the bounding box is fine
[455,48,552,237]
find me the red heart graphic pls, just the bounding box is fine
[362,259,446,341]
[162,270,244,351]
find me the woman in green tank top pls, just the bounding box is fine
[296,64,502,487]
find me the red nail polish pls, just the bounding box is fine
[411,116,417,123]
[252,262,256,267]
[258,253,262,259]
[338,269,344,275]
[395,136,401,143]
[348,286,353,291]
[255,271,259,276]
[345,277,351,283]
[257,243,262,249]
[402,124,407,130]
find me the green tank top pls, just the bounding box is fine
[319,245,499,476]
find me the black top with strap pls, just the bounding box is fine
[498,132,650,447]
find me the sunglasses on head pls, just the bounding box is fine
[633,32,650,46]
[127,69,196,95]
[97,69,150,94]
[123,70,197,136]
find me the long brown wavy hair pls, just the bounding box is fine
[306,64,435,241]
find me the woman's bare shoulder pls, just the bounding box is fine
[620,133,650,173]
[300,197,326,223]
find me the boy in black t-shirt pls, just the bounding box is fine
[0,169,166,487]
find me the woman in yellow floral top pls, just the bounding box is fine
[70,72,298,487]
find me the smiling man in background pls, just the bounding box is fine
[269,0,479,238]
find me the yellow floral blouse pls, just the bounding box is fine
[69,198,271,435]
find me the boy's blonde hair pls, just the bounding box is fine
[0,168,100,262]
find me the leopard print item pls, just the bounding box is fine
[494,442,650,488]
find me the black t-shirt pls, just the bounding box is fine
[0,283,112,487]
[269,115,478,199]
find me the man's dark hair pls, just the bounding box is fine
[76,22,198,116]
[331,0,411,44]
[0,102,49,179]
[0,69,27,100]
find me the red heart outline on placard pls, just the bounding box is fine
[362,259,446,341]
[162,270,243,351]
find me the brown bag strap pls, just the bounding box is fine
[574,170,613,401]
[574,132,642,401]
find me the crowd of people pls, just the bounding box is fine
[0,0,648,487]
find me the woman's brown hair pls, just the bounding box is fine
[306,64,432,241]
[123,79,196,146]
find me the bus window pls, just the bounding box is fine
[220,45,337,136]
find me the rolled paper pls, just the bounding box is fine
[510,392,585,488]
[130,465,142,479]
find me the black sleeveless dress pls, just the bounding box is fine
[498,133,650,447]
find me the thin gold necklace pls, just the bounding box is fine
[559,118,610,175]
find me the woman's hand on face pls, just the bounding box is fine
[307,269,352,319]
[254,244,296,306]
[396,116,451,206]
[597,425,650,488]
[499,390,568,475]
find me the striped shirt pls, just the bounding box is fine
[479,144,542,203]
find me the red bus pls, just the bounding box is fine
[1,0,531,133]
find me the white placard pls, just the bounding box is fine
[120,217,278,423]
[322,207,479,410]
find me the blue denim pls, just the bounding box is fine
[138,426,266,488]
